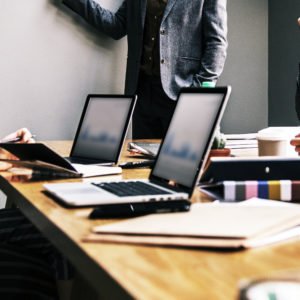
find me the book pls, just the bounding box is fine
[83,201,300,249]
[200,180,300,202]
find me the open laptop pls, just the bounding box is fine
[0,94,136,178]
[65,94,137,165]
[44,87,231,206]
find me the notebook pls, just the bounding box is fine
[86,201,300,249]
[43,87,232,206]
[0,94,136,178]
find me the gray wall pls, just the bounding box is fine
[219,0,268,133]
[269,0,300,126]
[0,0,271,138]
[0,0,126,139]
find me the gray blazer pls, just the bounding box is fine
[63,0,228,100]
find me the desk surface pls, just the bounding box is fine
[1,140,300,299]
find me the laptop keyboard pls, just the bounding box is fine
[92,181,171,197]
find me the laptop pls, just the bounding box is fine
[0,94,136,178]
[44,87,232,206]
[66,94,137,165]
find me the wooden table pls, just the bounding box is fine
[1,140,300,299]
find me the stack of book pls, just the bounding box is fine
[200,180,300,202]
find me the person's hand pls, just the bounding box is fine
[0,128,35,169]
[1,128,35,144]
[290,134,300,155]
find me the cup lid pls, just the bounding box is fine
[257,133,288,141]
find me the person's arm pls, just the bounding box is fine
[62,0,127,40]
[194,0,228,85]
[1,128,35,144]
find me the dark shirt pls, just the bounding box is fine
[140,0,168,77]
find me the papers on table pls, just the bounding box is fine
[225,133,257,140]
[225,133,258,150]
[71,164,122,178]
[84,199,300,249]
[127,142,160,158]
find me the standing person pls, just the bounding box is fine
[62,0,228,138]
[0,128,72,300]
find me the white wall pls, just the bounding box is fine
[0,0,270,138]
[219,0,268,134]
[0,0,126,139]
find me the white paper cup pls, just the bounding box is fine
[257,136,288,156]
[257,127,300,157]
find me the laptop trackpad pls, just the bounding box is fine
[44,183,119,205]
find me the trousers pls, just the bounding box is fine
[133,73,176,139]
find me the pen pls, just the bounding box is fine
[89,200,191,219]
[0,135,36,144]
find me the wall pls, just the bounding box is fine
[219,0,269,133]
[269,0,300,126]
[0,0,270,138]
[0,0,126,139]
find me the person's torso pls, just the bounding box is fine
[140,0,168,77]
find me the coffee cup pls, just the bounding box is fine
[257,135,288,156]
[257,127,299,157]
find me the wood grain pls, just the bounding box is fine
[1,140,300,299]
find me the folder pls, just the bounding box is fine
[201,156,300,182]
[0,143,122,178]
[83,202,300,249]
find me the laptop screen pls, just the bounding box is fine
[151,88,230,189]
[71,95,135,162]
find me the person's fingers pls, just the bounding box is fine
[16,128,32,143]
[0,148,18,160]
[290,138,300,146]
[0,162,12,171]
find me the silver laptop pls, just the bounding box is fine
[44,87,231,207]
[66,94,137,165]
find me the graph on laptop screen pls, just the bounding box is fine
[72,97,131,161]
[152,92,224,187]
